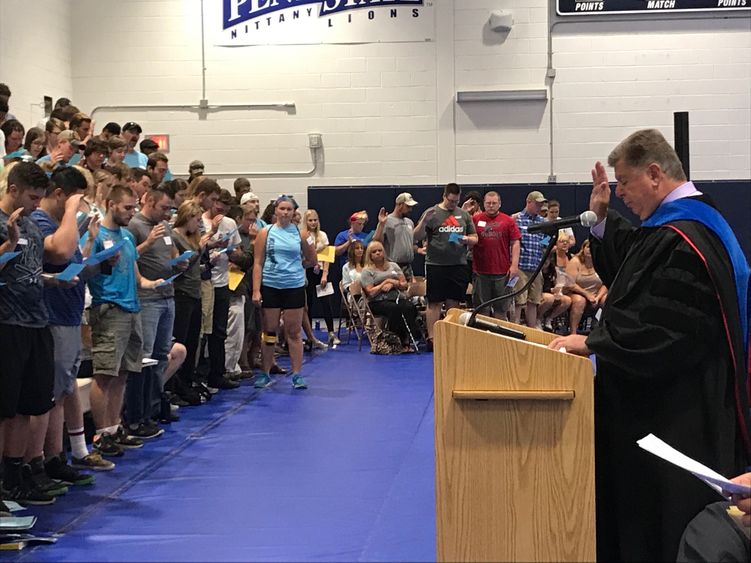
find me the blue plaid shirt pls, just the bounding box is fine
[515,210,546,271]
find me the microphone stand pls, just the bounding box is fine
[466,231,559,329]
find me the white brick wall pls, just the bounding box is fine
[0,0,73,128]
[2,1,749,208]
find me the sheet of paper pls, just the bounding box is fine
[83,239,126,266]
[316,245,336,263]
[169,250,194,266]
[142,358,159,368]
[637,434,751,497]
[363,230,375,245]
[316,282,334,298]
[448,232,463,244]
[55,262,85,282]
[0,251,21,265]
[155,273,181,288]
[228,270,244,292]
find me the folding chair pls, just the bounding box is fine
[337,280,364,348]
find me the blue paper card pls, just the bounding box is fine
[155,273,181,288]
[448,232,463,244]
[363,230,375,245]
[83,239,126,266]
[219,228,238,242]
[56,262,85,282]
[218,241,237,254]
[0,251,21,264]
[170,250,194,265]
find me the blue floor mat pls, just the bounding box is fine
[4,344,436,562]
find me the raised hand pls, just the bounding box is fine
[378,207,388,224]
[146,224,167,246]
[590,161,611,222]
[87,214,100,240]
[6,208,23,248]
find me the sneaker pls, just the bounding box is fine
[93,433,124,457]
[114,427,144,449]
[292,374,308,389]
[0,499,11,517]
[269,364,287,375]
[28,459,68,497]
[3,466,56,506]
[312,339,328,350]
[208,377,240,390]
[44,456,94,487]
[71,452,115,472]
[328,332,341,346]
[127,422,164,440]
[254,373,272,389]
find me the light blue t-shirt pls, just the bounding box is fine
[87,225,140,312]
[124,150,148,169]
[262,224,305,290]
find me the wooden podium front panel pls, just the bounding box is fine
[434,316,595,562]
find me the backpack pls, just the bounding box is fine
[370,328,403,355]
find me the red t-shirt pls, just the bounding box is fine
[471,211,521,275]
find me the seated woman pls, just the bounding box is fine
[360,241,420,353]
[538,236,573,331]
[564,239,607,335]
[342,240,365,300]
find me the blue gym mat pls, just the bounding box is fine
[4,344,436,562]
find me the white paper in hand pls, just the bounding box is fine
[316,282,334,298]
[637,434,751,497]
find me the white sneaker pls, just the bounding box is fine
[328,332,341,346]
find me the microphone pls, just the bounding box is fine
[458,312,526,340]
[526,210,598,235]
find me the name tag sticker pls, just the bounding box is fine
[103,240,114,249]
[477,221,487,228]
[164,236,172,246]
[17,238,28,246]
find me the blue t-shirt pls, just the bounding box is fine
[87,225,140,312]
[0,210,48,328]
[31,209,85,326]
[124,150,148,169]
[262,224,305,290]
[334,228,370,266]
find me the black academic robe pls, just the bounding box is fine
[586,204,750,562]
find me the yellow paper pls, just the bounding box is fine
[228,270,244,292]
[317,245,336,263]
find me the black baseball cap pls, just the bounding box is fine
[122,121,142,134]
[140,139,159,152]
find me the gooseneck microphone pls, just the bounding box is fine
[526,211,598,235]
[458,312,526,340]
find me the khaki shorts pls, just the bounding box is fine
[513,269,543,306]
[201,280,215,335]
[89,303,144,377]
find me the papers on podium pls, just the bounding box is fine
[637,433,751,498]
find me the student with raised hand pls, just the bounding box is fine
[252,195,317,390]
[0,162,83,507]
[86,184,164,459]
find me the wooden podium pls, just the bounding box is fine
[434,309,596,562]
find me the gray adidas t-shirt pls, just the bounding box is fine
[382,214,415,264]
[127,213,175,301]
[423,206,476,266]
[0,209,48,327]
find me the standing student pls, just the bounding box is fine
[303,209,338,345]
[373,192,419,280]
[86,185,164,458]
[252,196,316,390]
[0,162,81,506]
[549,129,751,561]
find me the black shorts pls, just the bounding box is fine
[0,324,55,419]
[261,285,306,310]
[426,264,470,303]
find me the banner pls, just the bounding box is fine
[214,0,435,46]
[557,0,749,16]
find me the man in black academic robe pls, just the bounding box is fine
[550,129,750,562]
